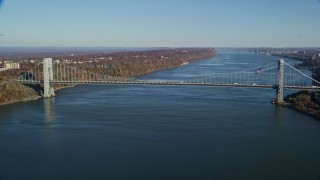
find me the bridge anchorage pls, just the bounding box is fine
[17,58,320,102]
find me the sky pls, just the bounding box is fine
[0,0,320,48]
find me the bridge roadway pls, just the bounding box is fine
[17,80,320,91]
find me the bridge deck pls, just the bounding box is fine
[17,80,320,90]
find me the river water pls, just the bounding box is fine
[1,49,320,180]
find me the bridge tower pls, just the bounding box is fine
[276,59,284,103]
[43,58,55,98]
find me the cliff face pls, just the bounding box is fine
[0,77,39,105]
[284,91,320,119]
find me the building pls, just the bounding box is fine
[4,61,20,69]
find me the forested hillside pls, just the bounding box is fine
[0,77,39,105]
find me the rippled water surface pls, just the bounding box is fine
[1,49,320,180]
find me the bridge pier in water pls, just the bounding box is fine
[275,59,284,103]
[43,58,55,98]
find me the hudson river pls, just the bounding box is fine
[1,49,320,180]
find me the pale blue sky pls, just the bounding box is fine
[0,0,320,47]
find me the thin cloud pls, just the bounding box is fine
[0,34,4,37]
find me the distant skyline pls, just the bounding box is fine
[0,0,320,48]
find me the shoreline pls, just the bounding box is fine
[0,95,42,106]
[134,57,212,77]
[280,90,320,120]
[279,103,320,120]
[1,49,215,106]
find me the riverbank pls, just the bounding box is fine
[0,96,42,106]
[282,91,320,120]
[0,48,216,105]
[75,48,216,77]
[0,77,40,106]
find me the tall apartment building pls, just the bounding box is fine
[4,61,20,69]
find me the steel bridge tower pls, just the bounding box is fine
[276,59,284,103]
[43,58,55,98]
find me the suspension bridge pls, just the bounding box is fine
[16,58,320,103]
